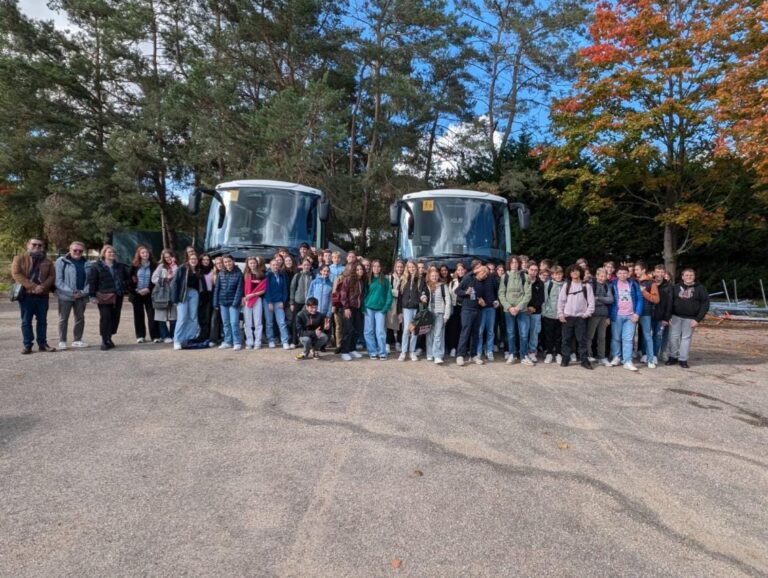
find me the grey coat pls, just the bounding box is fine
[55,256,91,301]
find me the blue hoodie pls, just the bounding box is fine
[265,270,288,304]
[307,276,333,316]
[609,278,643,321]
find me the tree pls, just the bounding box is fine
[545,0,748,277]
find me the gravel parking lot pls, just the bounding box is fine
[1,301,767,577]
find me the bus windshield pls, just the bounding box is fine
[206,188,318,251]
[398,197,509,260]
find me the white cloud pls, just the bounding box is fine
[18,0,74,32]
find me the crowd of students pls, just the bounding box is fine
[12,238,711,369]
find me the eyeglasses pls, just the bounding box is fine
[30,243,43,247]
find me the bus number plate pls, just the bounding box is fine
[422,200,434,211]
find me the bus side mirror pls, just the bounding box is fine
[188,189,202,216]
[509,202,530,231]
[318,198,330,222]
[389,202,400,227]
[217,204,226,229]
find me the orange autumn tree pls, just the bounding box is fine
[545,0,739,277]
[715,1,768,194]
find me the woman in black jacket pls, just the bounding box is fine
[397,261,428,361]
[88,244,132,350]
[129,245,159,343]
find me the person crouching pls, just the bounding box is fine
[295,297,330,359]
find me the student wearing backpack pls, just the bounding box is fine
[214,255,244,350]
[557,265,595,369]
[425,266,452,365]
[666,268,709,369]
[243,256,267,350]
[363,260,393,360]
[542,265,564,364]
[307,264,334,318]
[525,262,545,363]
[397,261,428,361]
[609,265,644,371]
[634,261,660,368]
[498,256,532,366]
[290,258,315,346]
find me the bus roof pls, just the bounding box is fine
[215,180,322,196]
[402,189,507,204]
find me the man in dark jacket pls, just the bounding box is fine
[11,238,56,354]
[295,297,330,359]
[652,264,673,362]
[666,268,709,368]
[525,262,545,363]
[455,263,496,366]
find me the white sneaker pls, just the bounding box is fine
[474,356,485,365]
[233,344,242,351]
[173,343,182,350]
[415,348,423,355]
[506,355,516,365]
[588,356,596,363]
[456,356,465,367]
[521,357,534,366]
[449,348,456,358]
[487,352,494,362]
[289,343,296,349]
[163,338,173,344]
[341,353,353,361]
[269,342,276,349]
[493,345,499,352]
[555,354,563,365]
[351,351,363,359]
[623,362,639,372]
[410,353,419,362]
[528,353,538,363]
[386,344,391,354]
[503,352,510,360]
[137,337,145,344]
[647,361,657,369]
[426,356,433,361]
[58,341,68,350]
[570,353,577,362]
[544,354,553,364]
[246,345,254,350]
[398,353,407,362]
[600,358,612,367]
[396,343,402,352]
[218,343,232,349]
[434,358,444,365]
[71,341,88,348]
[283,343,290,350]
[254,344,261,350]
[640,354,647,364]
[610,356,621,366]
[152,338,162,343]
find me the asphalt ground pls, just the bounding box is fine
[1,300,767,577]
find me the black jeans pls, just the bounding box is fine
[98,295,123,343]
[561,316,588,362]
[340,307,363,354]
[198,292,213,342]
[457,307,480,358]
[291,303,305,345]
[132,293,159,340]
[445,305,462,352]
[542,317,562,355]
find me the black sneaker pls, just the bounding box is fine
[560,359,570,367]
[679,360,690,369]
[38,344,57,352]
[100,343,109,351]
[665,357,678,366]
[312,351,320,359]
[581,360,593,370]
[21,347,32,355]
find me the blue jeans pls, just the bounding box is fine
[504,311,529,358]
[426,314,446,360]
[264,301,288,345]
[158,320,176,339]
[364,308,387,357]
[476,307,496,356]
[611,315,637,363]
[638,315,654,360]
[220,305,242,346]
[174,289,200,345]
[652,319,668,360]
[528,313,541,354]
[401,308,418,353]
[20,295,49,348]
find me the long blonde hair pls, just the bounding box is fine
[399,260,420,291]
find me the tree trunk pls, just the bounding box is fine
[663,222,678,281]
[424,115,439,185]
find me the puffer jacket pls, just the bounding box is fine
[591,280,614,317]
[214,268,244,308]
[398,276,427,311]
[88,260,131,297]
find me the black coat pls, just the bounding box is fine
[88,260,131,297]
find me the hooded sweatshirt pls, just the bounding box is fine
[542,279,564,319]
[557,279,595,318]
[672,282,709,322]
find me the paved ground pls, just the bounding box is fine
[1,300,767,577]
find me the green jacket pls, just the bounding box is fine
[542,279,564,319]
[363,276,393,312]
[498,271,531,311]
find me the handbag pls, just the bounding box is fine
[9,282,26,302]
[151,280,171,309]
[95,291,117,305]
[409,306,434,336]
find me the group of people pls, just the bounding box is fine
[11,238,710,369]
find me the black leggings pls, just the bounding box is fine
[98,295,123,342]
[340,308,363,354]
